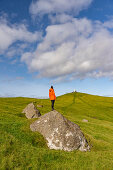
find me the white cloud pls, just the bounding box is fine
[29,0,93,16]
[4,42,31,58]
[0,18,42,53]
[21,18,113,81]
[48,14,73,24]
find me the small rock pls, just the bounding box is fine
[37,104,43,108]
[22,103,41,119]
[82,119,88,122]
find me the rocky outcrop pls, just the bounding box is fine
[30,110,90,151]
[22,103,41,119]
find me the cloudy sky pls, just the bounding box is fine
[1,0,113,97]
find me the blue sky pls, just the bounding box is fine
[1,0,113,98]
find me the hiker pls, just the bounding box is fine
[49,86,56,110]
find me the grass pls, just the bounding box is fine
[0,93,113,169]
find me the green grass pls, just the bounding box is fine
[0,93,113,169]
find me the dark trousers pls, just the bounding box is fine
[51,100,55,110]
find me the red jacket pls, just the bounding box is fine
[49,88,56,100]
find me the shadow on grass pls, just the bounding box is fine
[17,113,25,117]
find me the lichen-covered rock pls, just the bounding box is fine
[22,103,41,119]
[30,110,90,151]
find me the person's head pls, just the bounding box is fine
[51,85,53,89]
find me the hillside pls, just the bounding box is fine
[0,92,113,169]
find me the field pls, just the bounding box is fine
[0,92,113,170]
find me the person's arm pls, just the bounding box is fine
[55,95,56,100]
[49,90,51,99]
[54,91,56,100]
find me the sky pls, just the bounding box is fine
[1,0,113,98]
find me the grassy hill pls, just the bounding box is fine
[0,92,113,169]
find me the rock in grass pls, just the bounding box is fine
[30,110,90,152]
[82,119,88,122]
[37,104,43,108]
[22,103,41,119]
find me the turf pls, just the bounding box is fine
[0,92,113,169]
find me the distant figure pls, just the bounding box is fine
[49,86,56,111]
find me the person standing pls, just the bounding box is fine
[49,86,56,110]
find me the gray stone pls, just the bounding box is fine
[37,104,43,108]
[30,110,90,152]
[82,119,88,122]
[22,103,41,119]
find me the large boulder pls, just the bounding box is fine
[22,103,41,119]
[30,110,90,151]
